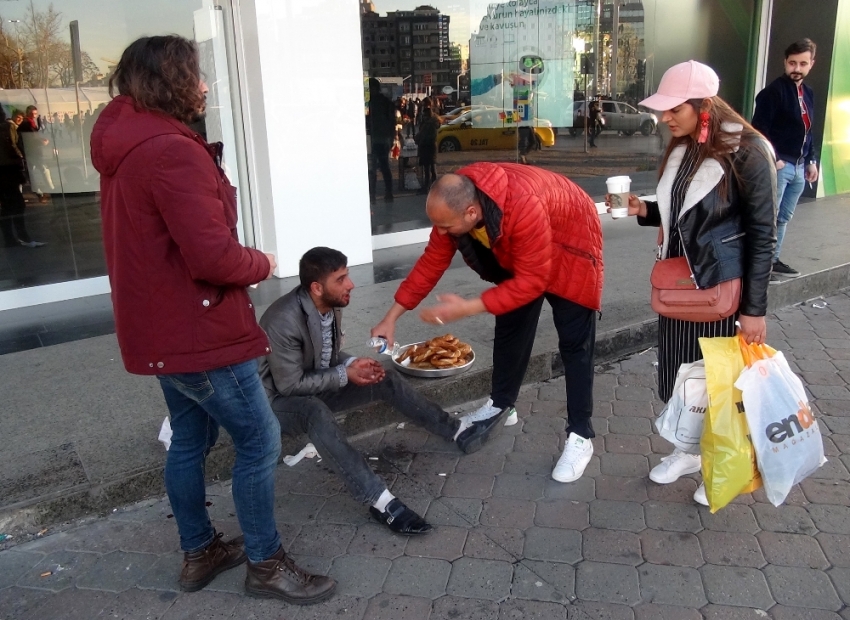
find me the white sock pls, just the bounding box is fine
[373,488,395,513]
[453,419,471,441]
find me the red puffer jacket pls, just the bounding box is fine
[396,162,604,315]
[91,96,271,375]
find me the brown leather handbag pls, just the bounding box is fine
[650,256,741,322]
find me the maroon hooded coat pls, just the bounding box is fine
[91,96,270,375]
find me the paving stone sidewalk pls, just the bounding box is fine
[2,291,850,620]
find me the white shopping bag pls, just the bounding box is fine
[404,170,421,190]
[656,360,707,454]
[735,351,826,506]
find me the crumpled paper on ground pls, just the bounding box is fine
[284,443,320,466]
[158,417,173,450]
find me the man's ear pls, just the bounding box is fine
[309,281,323,298]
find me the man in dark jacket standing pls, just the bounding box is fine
[368,77,396,203]
[752,38,818,279]
[91,36,336,605]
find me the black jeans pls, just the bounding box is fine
[368,141,393,199]
[270,368,459,505]
[491,294,596,439]
[0,165,30,245]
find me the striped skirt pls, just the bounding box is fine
[657,314,738,403]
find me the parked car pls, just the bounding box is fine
[437,109,556,152]
[570,100,657,136]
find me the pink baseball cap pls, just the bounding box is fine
[639,60,720,111]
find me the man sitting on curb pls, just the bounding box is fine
[258,247,505,536]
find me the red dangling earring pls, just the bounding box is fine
[698,111,710,144]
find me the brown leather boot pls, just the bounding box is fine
[245,546,336,605]
[179,532,247,592]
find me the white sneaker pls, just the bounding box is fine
[552,433,594,483]
[649,450,701,484]
[454,399,515,440]
[460,398,501,423]
[694,482,708,506]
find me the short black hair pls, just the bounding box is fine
[785,38,816,59]
[299,247,348,288]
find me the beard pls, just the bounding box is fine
[788,71,803,81]
[322,291,350,308]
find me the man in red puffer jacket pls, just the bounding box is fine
[91,35,336,604]
[372,162,603,483]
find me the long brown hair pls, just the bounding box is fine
[658,97,771,200]
[109,36,205,124]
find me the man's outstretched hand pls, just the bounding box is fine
[346,358,386,386]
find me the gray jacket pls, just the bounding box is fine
[258,286,353,398]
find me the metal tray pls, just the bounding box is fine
[392,341,475,378]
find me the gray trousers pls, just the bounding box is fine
[270,368,459,505]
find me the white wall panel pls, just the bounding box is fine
[242,0,373,277]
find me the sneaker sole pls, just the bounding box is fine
[245,582,337,605]
[775,272,801,278]
[179,554,247,592]
[504,409,518,427]
[648,462,701,485]
[551,453,593,483]
[551,462,590,483]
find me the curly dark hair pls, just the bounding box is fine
[109,35,205,124]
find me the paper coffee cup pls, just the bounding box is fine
[606,176,631,219]
[606,175,631,194]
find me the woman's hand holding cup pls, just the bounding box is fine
[604,193,644,218]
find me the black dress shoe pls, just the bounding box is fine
[369,498,432,535]
[455,406,510,455]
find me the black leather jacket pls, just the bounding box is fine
[638,136,777,317]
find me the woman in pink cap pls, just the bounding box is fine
[609,60,777,505]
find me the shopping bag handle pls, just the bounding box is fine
[737,332,774,367]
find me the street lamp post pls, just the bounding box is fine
[8,19,22,88]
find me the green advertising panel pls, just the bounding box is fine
[821,0,850,195]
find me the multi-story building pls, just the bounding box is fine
[360,4,460,97]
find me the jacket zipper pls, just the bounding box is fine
[561,244,597,265]
[721,232,746,243]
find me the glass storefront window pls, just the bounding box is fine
[0,0,248,293]
[360,0,758,237]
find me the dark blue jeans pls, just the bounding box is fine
[158,359,282,563]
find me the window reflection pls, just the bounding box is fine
[361,0,757,237]
[0,0,241,293]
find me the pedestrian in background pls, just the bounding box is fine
[415,106,439,192]
[91,35,336,605]
[612,60,776,505]
[0,110,42,248]
[752,38,818,280]
[367,78,395,204]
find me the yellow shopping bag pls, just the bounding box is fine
[698,336,774,513]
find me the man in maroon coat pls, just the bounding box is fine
[91,36,336,605]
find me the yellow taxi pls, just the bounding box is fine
[437,109,556,152]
